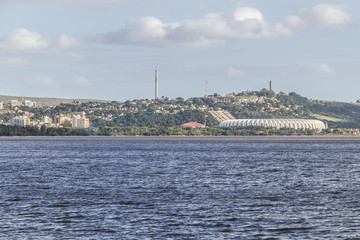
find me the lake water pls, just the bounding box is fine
[1,138,360,239]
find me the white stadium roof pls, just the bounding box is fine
[219,119,326,130]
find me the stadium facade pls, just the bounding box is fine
[219,119,326,130]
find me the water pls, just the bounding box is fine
[0,138,360,239]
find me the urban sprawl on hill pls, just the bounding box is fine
[0,89,360,136]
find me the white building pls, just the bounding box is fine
[10,116,30,127]
[11,100,22,107]
[72,113,90,128]
[42,116,52,124]
[72,115,81,127]
[24,100,36,107]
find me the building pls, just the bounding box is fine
[42,116,52,124]
[72,115,80,127]
[72,113,90,128]
[219,119,326,130]
[55,114,72,126]
[10,116,30,127]
[11,100,22,107]
[24,100,36,107]
[0,102,4,110]
[81,117,90,128]
[37,116,55,128]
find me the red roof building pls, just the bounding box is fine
[181,122,206,128]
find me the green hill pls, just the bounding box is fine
[204,90,360,128]
[0,95,110,107]
[2,90,360,130]
[2,90,360,136]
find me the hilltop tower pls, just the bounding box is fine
[155,67,159,100]
[205,80,208,98]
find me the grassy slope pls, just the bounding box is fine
[312,114,347,122]
[0,95,110,107]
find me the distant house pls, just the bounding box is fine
[11,100,22,107]
[24,100,36,107]
[181,122,206,128]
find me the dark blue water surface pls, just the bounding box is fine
[1,138,360,239]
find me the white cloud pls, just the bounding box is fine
[313,63,335,74]
[284,4,351,28]
[232,7,264,22]
[97,4,352,47]
[97,7,292,47]
[0,28,49,51]
[0,29,81,64]
[100,17,171,46]
[57,34,80,49]
[0,29,80,52]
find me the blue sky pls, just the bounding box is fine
[0,0,359,101]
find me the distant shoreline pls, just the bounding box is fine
[1,135,360,141]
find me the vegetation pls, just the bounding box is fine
[312,114,346,123]
[92,126,319,136]
[1,89,360,136]
[0,125,89,136]
[107,110,218,127]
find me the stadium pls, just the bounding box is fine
[219,119,326,130]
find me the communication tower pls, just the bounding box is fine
[205,80,208,98]
[155,67,159,100]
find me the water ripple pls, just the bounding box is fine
[0,140,360,239]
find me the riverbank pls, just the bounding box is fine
[1,135,360,141]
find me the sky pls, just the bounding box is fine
[0,0,359,102]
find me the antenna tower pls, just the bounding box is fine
[155,66,159,100]
[205,80,208,97]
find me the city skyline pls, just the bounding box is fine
[0,0,359,102]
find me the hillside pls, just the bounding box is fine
[2,89,360,132]
[0,95,110,107]
[200,90,360,128]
